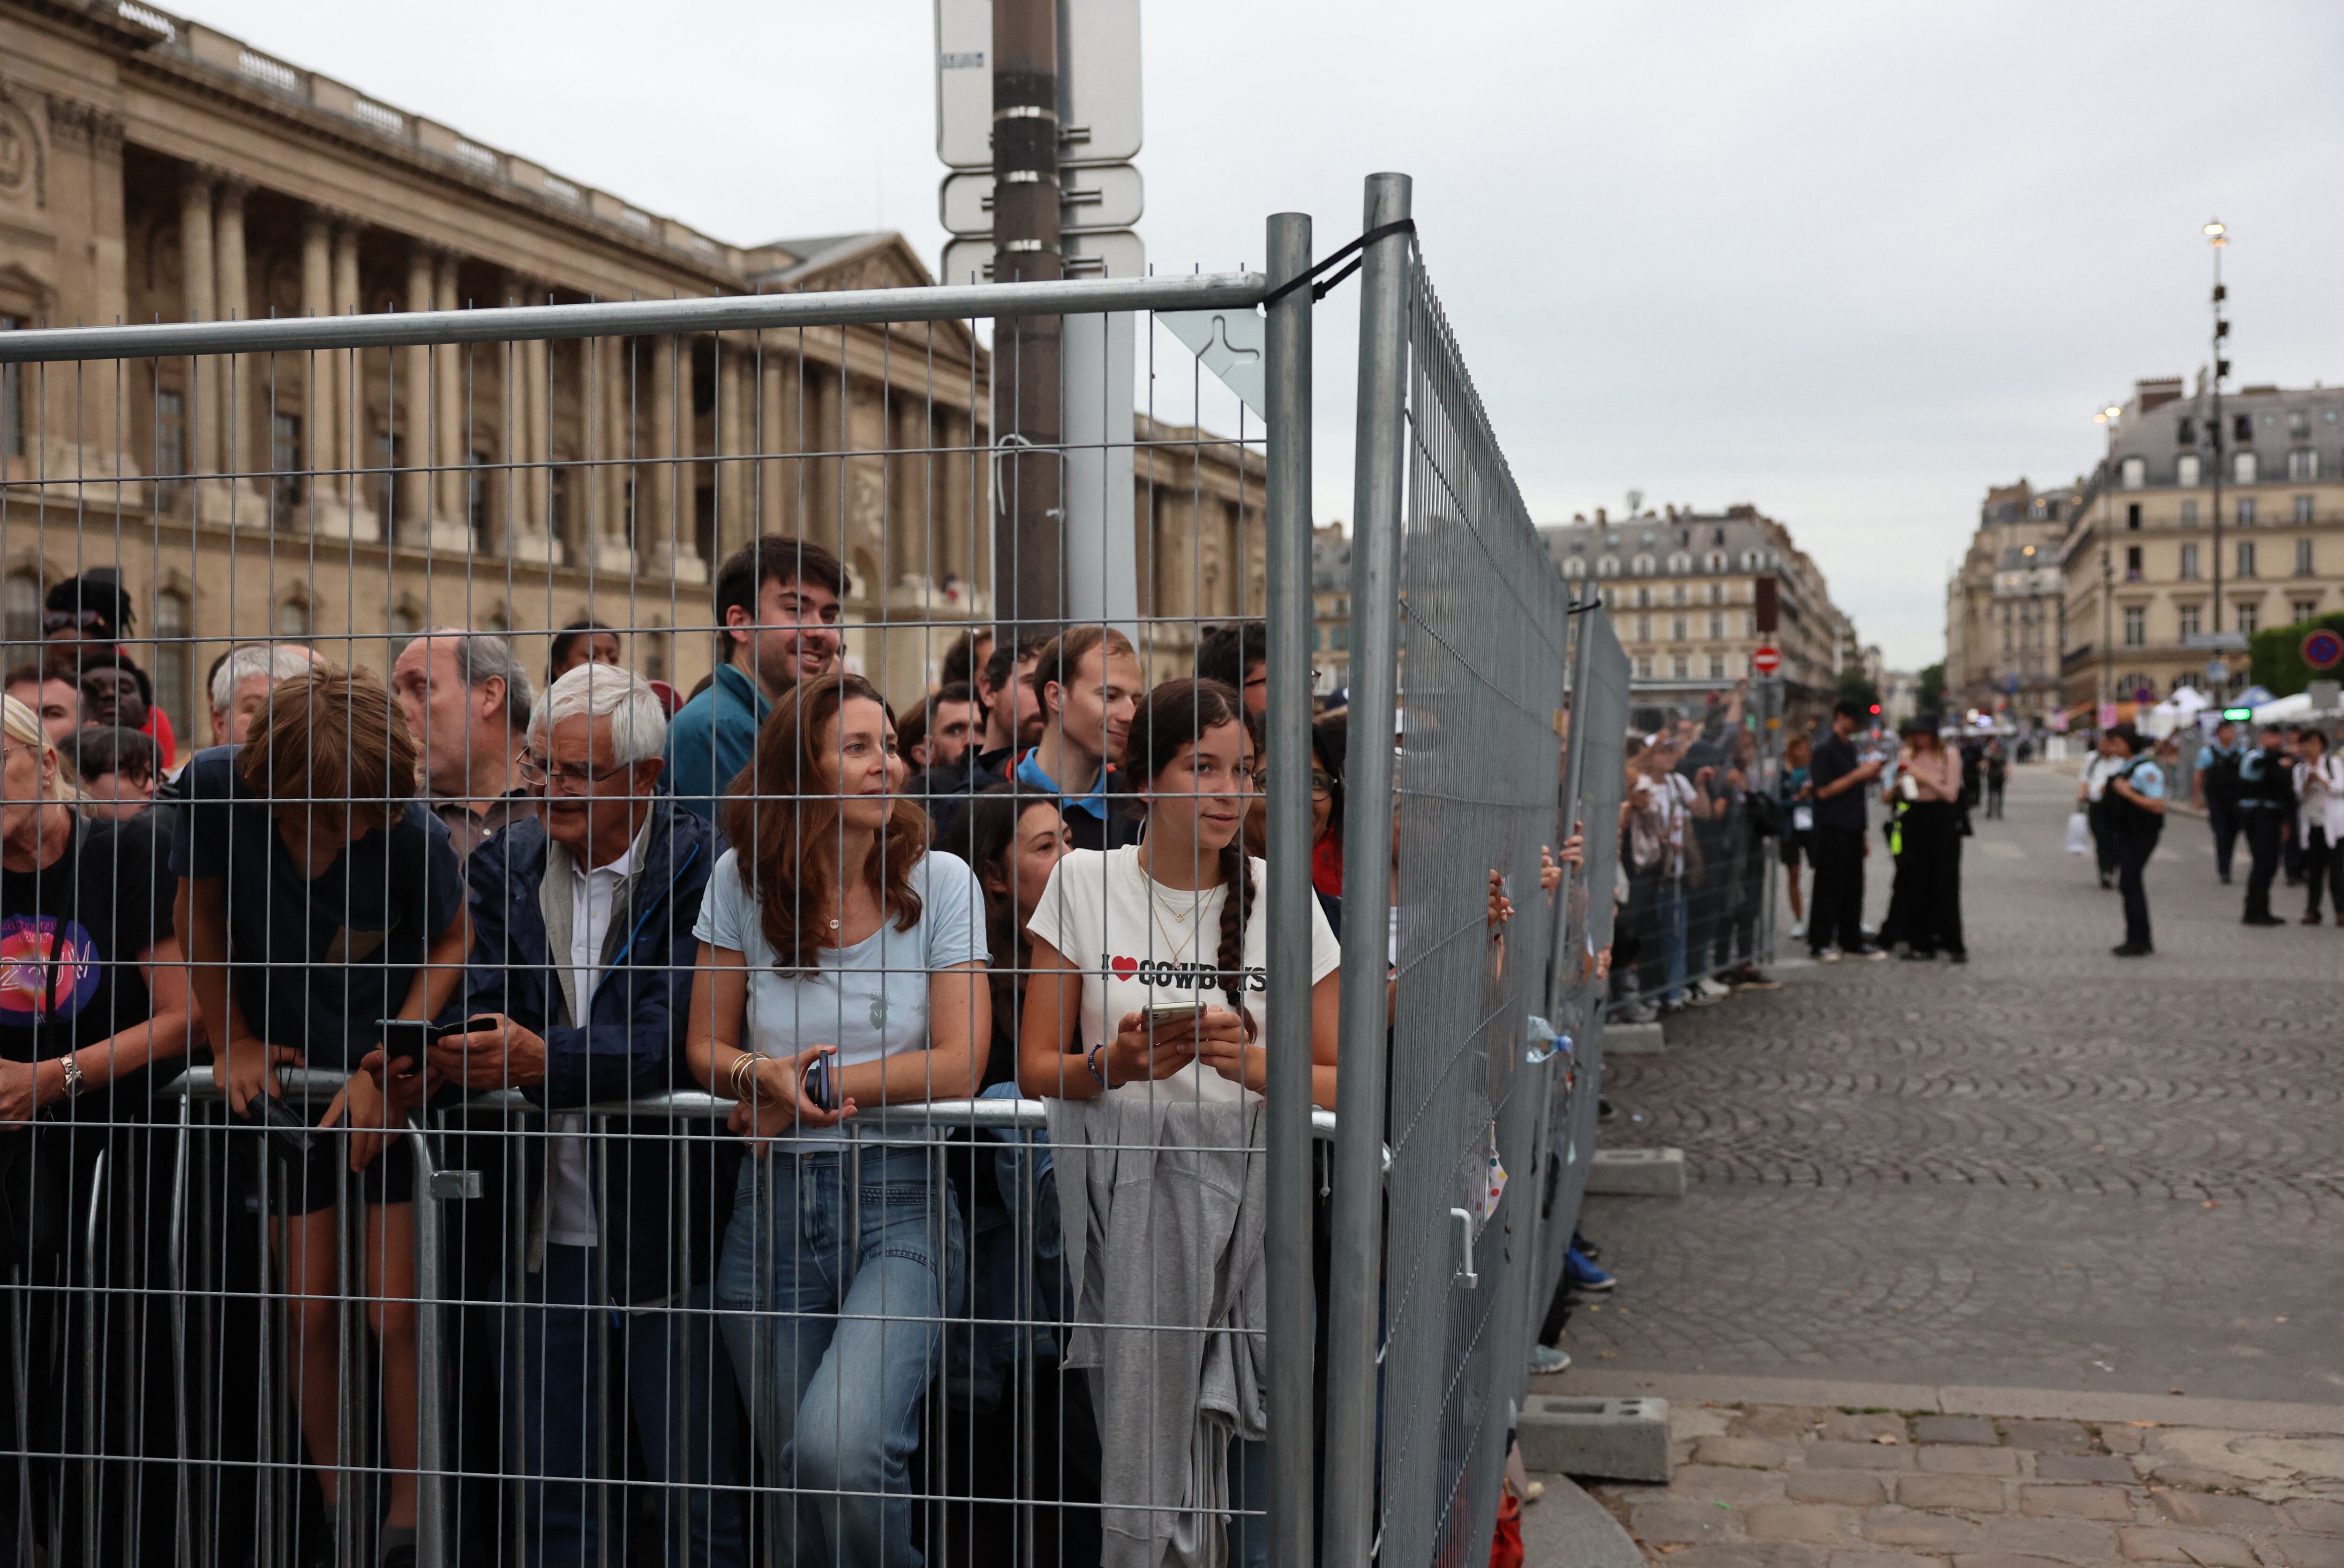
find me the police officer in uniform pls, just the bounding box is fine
[2104,723,2165,957]
[2191,719,2244,884]
[2236,722,2295,927]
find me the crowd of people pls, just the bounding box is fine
[0,540,1594,1568]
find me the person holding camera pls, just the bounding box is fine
[684,671,987,1566]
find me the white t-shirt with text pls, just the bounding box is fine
[1026,846,1340,1106]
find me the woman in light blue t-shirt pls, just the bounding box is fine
[684,672,987,1565]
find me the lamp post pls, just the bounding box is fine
[2205,219,2231,687]
[2096,403,2121,725]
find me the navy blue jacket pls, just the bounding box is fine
[461,797,732,1306]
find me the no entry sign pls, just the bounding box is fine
[2304,627,2344,671]
[1751,645,1782,676]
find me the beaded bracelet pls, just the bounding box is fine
[1085,1042,1108,1088]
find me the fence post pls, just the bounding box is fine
[1324,169,1412,1568]
[406,1121,446,1568]
[1263,209,1316,1568]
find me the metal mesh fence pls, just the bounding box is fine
[0,178,1593,1568]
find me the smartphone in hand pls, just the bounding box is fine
[373,1018,476,1077]
[799,1051,840,1113]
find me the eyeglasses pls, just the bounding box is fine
[517,751,636,792]
[1247,767,1336,796]
[42,610,107,633]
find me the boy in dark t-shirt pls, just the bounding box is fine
[169,668,466,1555]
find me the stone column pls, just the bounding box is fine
[593,334,633,574]
[809,361,841,550]
[212,177,253,525]
[397,243,434,545]
[178,168,217,490]
[716,337,746,563]
[940,406,978,589]
[645,333,677,576]
[324,219,379,540]
[758,348,789,539]
[296,211,332,536]
[432,252,468,547]
[511,275,557,564]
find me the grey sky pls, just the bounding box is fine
[193,0,2344,669]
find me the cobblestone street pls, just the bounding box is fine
[1570,759,2344,1403]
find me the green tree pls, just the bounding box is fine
[2250,609,2344,696]
[1836,669,1881,713]
[1916,662,1946,715]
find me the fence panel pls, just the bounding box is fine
[1372,242,1578,1568]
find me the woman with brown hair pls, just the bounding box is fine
[1017,677,1340,1568]
[683,670,987,1564]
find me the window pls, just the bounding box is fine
[2124,545,2142,580]
[2126,503,2142,530]
[153,588,189,739]
[2123,606,2146,647]
[2236,602,2259,637]
[1331,625,1348,651]
[1707,612,1724,640]
[2235,451,2258,485]
[2179,542,2200,580]
[1670,653,1688,679]
[2237,497,2256,526]
[2234,413,2254,443]
[2,570,38,653]
[0,315,23,460]
[1635,655,1653,679]
[1669,584,1687,606]
[1667,551,1692,573]
[2297,495,2316,524]
[2120,456,2145,489]
[1596,556,1618,578]
[1634,614,1651,642]
[1704,551,1726,572]
[1743,612,1756,638]
[2290,409,2311,439]
[1670,614,1688,641]
[1707,654,1725,679]
[276,597,310,639]
[375,432,399,527]
[2297,539,2315,577]
[1741,550,1761,570]
[1706,583,1723,605]
[1631,554,1655,575]
[1560,556,1585,578]
[2179,603,2201,640]
[154,388,188,511]
[270,411,301,518]
[2293,599,2320,625]
[1635,586,1651,608]
[2176,454,2200,488]
[2181,500,2199,526]
[467,449,494,545]
[2237,540,2257,578]
[2290,449,2320,481]
[2176,417,2197,446]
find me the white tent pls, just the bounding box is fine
[2144,686,2212,738]
[2253,690,2314,725]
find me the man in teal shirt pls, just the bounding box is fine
[667,536,846,823]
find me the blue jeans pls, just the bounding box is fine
[508,1245,749,1568]
[717,1145,963,1567]
[1656,878,1688,1004]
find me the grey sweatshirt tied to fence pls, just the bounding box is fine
[1047,1093,1270,1568]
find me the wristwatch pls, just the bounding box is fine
[57,1054,87,1099]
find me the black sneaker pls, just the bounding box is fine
[2111,943,2153,957]
[2244,914,2286,927]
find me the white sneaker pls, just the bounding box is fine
[1790,917,1807,939]
[1528,1344,1571,1375]
[1696,977,1733,999]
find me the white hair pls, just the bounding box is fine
[403,627,534,731]
[210,643,321,714]
[528,662,668,765]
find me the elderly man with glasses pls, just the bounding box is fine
[429,662,745,1568]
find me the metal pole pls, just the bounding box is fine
[1323,170,1412,1568]
[1262,209,1316,1568]
[992,0,1065,641]
[1543,586,1598,1022]
[406,1123,445,1568]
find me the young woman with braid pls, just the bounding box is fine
[1018,677,1340,1568]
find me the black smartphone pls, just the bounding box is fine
[243,1090,314,1154]
[374,1018,476,1075]
[800,1051,839,1114]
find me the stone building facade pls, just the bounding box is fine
[0,0,1263,739]
[1943,479,2073,727]
[2056,375,2344,717]
[1540,503,1853,720]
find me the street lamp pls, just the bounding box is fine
[2096,404,2121,726]
[2206,218,2231,687]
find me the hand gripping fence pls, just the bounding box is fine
[0,172,1625,1568]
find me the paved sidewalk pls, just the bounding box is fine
[1571,760,2344,1403]
[1580,1390,2344,1568]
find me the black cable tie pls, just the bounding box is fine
[1256,219,1417,311]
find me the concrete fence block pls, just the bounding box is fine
[1518,1395,1674,1482]
[1587,1146,1686,1197]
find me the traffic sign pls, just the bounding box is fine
[1750,645,1781,676]
[2302,627,2344,671]
[939,228,1144,285]
[940,164,1144,237]
[935,0,1143,170]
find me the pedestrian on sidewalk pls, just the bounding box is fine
[2237,722,2296,927]
[2193,719,2244,884]
[1886,720,1967,964]
[2078,732,2127,890]
[2293,728,2344,924]
[1983,738,2007,820]
[1778,733,1814,940]
[1807,698,1887,962]
[2104,723,2165,957]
